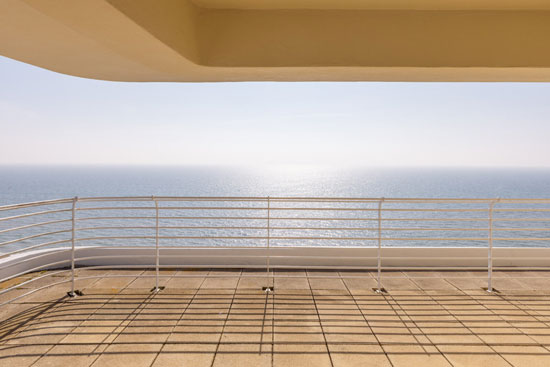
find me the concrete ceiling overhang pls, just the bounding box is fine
[2,0,550,82]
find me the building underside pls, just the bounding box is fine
[3,0,550,82]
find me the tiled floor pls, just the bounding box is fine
[1,269,550,366]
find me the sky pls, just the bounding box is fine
[1,55,550,167]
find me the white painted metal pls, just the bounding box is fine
[487,199,497,292]
[266,196,271,290]
[377,198,383,292]
[70,196,78,296]
[0,196,549,306]
[154,198,160,292]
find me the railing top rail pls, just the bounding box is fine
[0,198,74,211]
[74,196,550,203]
[2,197,550,213]
[0,196,550,218]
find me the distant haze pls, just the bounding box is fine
[1,56,550,167]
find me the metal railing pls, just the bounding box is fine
[1,196,550,305]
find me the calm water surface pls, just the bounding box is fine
[1,166,549,251]
[1,165,549,204]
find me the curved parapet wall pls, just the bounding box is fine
[3,0,550,81]
[2,246,550,281]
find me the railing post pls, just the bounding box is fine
[68,196,81,297]
[487,199,498,293]
[264,197,273,292]
[152,198,163,292]
[376,198,385,293]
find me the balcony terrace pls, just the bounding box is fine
[1,197,550,366]
[2,268,550,367]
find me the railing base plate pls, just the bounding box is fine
[262,287,274,292]
[150,286,165,293]
[67,290,83,297]
[482,287,500,293]
[373,288,388,294]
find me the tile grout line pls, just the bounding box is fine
[259,284,270,355]
[148,269,210,367]
[407,275,465,361]
[32,269,147,367]
[499,293,550,354]
[87,270,161,365]
[384,290,456,366]
[433,278,515,367]
[209,269,241,367]
[9,269,550,366]
[271,284,274,367]
[0,298,69,363]
[0,297,63,343]
[379,290,431,355]
[0,269,107,344]
[306,273,335,367]
[255,268,273,356]
[499,291,550,338]
[341,277,395,367]
[464,288,550,355]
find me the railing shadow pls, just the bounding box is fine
[1,278,550,364]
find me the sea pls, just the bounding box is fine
[1,165,550,252]
[2,165,550,203]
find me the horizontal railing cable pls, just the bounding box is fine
[1,195,549,306]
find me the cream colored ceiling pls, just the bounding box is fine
[2,0,550,82]
[192,0,550,10]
